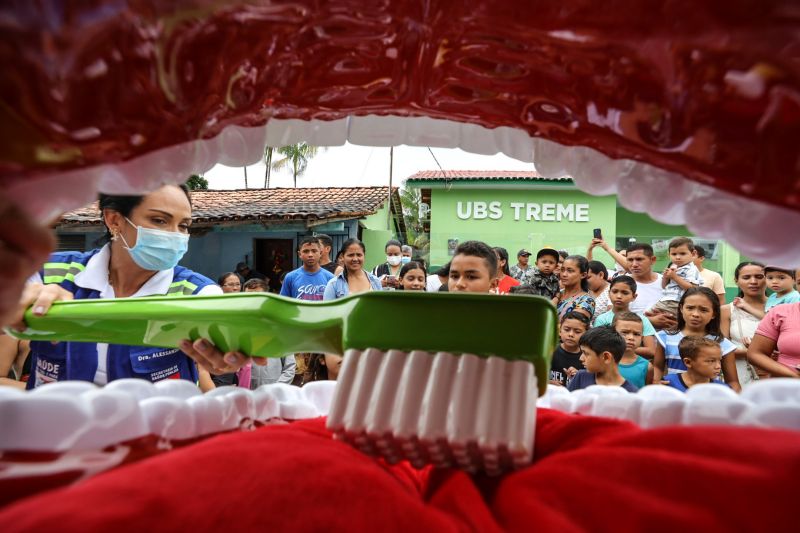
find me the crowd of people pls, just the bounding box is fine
[3,184,800,396]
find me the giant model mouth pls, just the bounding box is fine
[1,2,798,263]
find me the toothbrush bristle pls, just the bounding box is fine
[326,348,537,475]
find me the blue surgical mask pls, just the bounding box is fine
[400,256,411,265]
[119,217,189,271]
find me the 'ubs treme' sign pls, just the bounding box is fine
[456,201,590,222]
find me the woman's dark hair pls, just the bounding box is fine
[493,247,511,276]
[587,260,608,280]
[384,239,402,252]
[674,286,723,341]
[399,261,427,287]
[733,261,766,298]
[558,250,569,261]
[98,184,191,245]
[304,354,329,383]
[338,238,366,280]
[217,272,242,287]
[564,255,590,293]
[609,275,637,293]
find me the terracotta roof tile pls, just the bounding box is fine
[59,187,398,226]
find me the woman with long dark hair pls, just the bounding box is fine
[654,286,740,390]
[493,247,520,294]
[303,353,343,384]
[720,262,767,386]
[553,255,595,321]
[323,238,382,300]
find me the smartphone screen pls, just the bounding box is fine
[593,228,602,239]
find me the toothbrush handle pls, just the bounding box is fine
[11,293,345,358]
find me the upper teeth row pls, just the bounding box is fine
[8,115,800,265]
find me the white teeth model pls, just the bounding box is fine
[74,389,148,449]
[6,115,796,265]
[0,394,91,452]
[546,379,800,432]
[30,381,97,396]
[153,379,203,400]
[1,373,799,495]
[140,397,196,443]
[0,379,335,495]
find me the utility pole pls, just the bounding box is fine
[243,166,249,189]
[387,146,393,231]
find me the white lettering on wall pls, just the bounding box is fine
[455,201,591,222]
[473,201,488,219]
[488,201,502,220]
[557,204,574,220]
[457,201,471,219]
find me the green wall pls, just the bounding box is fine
[361,203,397,271]
[413,181,742,297]
[428,187,619,267]
[615,209,741,293]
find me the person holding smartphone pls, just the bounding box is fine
[372,239,404,289]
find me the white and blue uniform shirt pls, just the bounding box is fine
[655,330,736,374]
[27,245,221,389]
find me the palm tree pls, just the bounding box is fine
[264,147,273,188]
[271,143,321,187]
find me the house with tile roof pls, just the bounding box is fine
[405,170,741,298]
[56,187,405,285]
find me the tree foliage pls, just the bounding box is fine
[400,186,426,241]
[186,174,209,190]
[271,143,322,187]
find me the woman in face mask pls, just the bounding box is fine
[11,184,250,390]
[371,239,404,289]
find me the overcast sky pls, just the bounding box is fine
[204,143,534,189]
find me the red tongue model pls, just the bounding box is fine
[1,1,798,212]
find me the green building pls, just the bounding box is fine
[405,171,743,299]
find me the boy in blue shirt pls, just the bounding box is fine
[612,312,652,389]
[280,236,335,384]
[764,266,800,311]
[280,236,335,301]
[568,326,638,393]
[663,336,729,392]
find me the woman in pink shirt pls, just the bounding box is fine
[748,302,800,378]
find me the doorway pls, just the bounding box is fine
[254,238,295,293]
